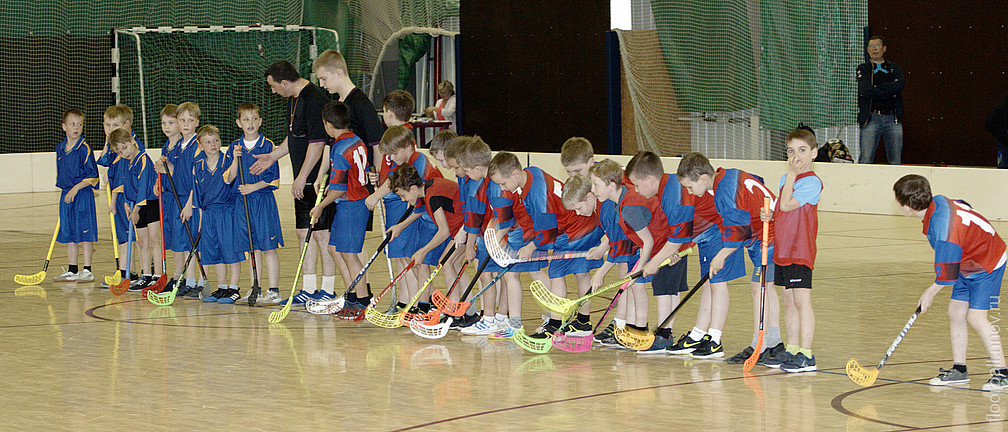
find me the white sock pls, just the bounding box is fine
[766,327,782,348]
[709,328,723,344]
[302,275,317,293]
[689,327,706,341]
[614,318,627,329]
[495,313,507,322]
[186,277,196,287]
[228,284,238,290]
[321,276,336,294]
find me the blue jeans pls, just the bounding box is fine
[859,113,903,164]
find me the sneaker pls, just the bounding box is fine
[217,289,241,304]
[280,290,314,305]
[182,285,203,299]
[533,321,560,338]
[929,367,969,386]
[596,332,621,348]
[176,284,194,298]
[456,313,481,329]
[203,288,227,303]
[637,334,673,355]
[667,334,705,355]
[780,352,817,373]
[260,289,282,304]
[690,335,724,359]
[562,319,593,337]
[725,346,754,365]
[594,322,617,345]
[764,348,794,369]
[54,270,78,282]
[76,269,94,282]
[461,316,500,335]
[129,276,152,292]
[982,373,1008,392]
[313,291,335,301]
[488,326,516,339]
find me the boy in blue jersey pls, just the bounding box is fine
[626,151,694,353]
[551,138,604,336]
[164,102,207,298]
[53,109,99,282]
[98,105,145,285]
[895,175,1008,391]
[678,152,781,360]
[365,126,443,311]
[156,105,182,290]
[309,101,372,307]
[488,152,561,338]
[229,103,284,304]
[458,138,515,335]
[109,128,163,291]
[187,125,247,304]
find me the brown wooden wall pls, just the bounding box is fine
[869,2,1008,166]
[458,1,609,154]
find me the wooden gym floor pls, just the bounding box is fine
[1,190,1006,431]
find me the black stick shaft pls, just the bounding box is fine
[162,163,208,279]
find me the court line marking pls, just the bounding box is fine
[389,359,991,431]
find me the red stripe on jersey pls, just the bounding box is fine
[424,178,464,235]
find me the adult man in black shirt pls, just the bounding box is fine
[857,36,905,164]
[251,61,337,302]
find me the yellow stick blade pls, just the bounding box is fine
[530,280,573,315]
[268,305,291,324]
[614,327,654,350]
[146,287,177,306]
[14,271,46,286]
[512,328,552,353]
[846,358,880,387]
[365,308,403,328]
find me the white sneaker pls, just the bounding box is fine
[474,318,509,336]
[259,289,283,304]
[461,316,496,334]
[76,269,94,282]
[54,270,78,282]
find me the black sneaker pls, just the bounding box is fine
[594,322,617,344]
[217,289,240,304]
[456,313,481,329]
[203,288,228,303]
[666,333,704,355]
[176,283,193,297]
[690,335,724,359]
[183,285,204,300]
[725,346,754,365]
[758,343,786,366]
[564,319,593,337]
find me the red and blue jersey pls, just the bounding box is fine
[378,150,442,197]
[413,178,464,235]
[124,153,158,204]
[193,153,236,209]
[713,167,776,249]
[55,137,99,191]
[656,173,695,244]
[685,190,720,235]
[773,172,822,269]
[557,205,603,252]
[465,177,509,235]
[228,133,280,194]
[508,167,565,250]
[924,195,1007,284]
[456,174,469,227]
[326,132,370,201]
[617,186,670,250]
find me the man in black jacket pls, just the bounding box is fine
[857,36,905,164]
[985,92,1008,168]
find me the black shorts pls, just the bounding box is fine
[652,257,688,296]
[294,185,335,230]
[136,199,160,229]
[774,263,813,289]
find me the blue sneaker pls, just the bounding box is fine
[313,291,335,301]
[637,334,673,355]
[202,288,227,303]
[216,289,240,304]
[780,352,817,373]
[763,349,794,369]
[281,290,315,305]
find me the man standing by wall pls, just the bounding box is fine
[857,36,905,165]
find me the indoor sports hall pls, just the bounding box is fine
[3,1,1008,431]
